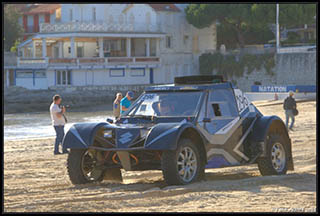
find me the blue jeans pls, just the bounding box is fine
[285,110,295,129]
[54,125,66,153]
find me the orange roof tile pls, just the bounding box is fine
[24,4,60,15]
[148,4,180,12]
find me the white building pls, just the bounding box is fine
[13,4,217,89]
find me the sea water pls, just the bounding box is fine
[4,110,113,141]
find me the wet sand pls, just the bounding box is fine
[3,101,316,212]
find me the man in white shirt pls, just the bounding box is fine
[50,94,68,155]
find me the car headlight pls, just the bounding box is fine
[104,130,113,138]
[140,129,149,138]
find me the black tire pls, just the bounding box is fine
[161,138,205,185]
[67,149,104,185]
[257,133,289,176]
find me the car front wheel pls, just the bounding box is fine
[67,149,104,184]
[161,138,204,185]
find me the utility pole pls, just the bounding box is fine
[276,4,280,53]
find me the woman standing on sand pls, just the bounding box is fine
[113,93,123,119]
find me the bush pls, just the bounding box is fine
[199,52,275,78]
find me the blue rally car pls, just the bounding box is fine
[63,75,294,185]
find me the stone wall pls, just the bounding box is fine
[228,52,316,92]
[4,84,150,114]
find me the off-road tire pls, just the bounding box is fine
[161,138,205,185]
[257,134,289,176]
[67,149,103,184]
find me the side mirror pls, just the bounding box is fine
[106,118,114,124]
[202,117,211,123]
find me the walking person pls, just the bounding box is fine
[283,91,297,131]
[120,91,134,114]
[113,92,123,119]
[50,94,69,155]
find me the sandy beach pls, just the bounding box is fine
[3,101,316,212]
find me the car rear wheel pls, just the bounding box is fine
[257,134,289,176]
[161,138,204,185]
[67,149,104,184]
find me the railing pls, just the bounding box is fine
[107,57,133,63]
[79,58,105,64]
[17,57,160,67]
[18,58,47,65]
[40,21,162,33]
[135,57,160,62]
[49,58,77,64]
[277,45,316,53]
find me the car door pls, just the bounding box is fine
[199,88,244,167]
[205,88,239,136]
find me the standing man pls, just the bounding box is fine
[113,92,123,118]
[50,94,69,155]
[283,91,297,131]
[120,91,134,114]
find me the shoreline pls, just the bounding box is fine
[4,136,56,142]
[4,102,114,115]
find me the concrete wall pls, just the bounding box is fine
[226,52,316,92]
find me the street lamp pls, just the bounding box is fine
[276,4,280,53]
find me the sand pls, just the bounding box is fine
[3,101,316,212]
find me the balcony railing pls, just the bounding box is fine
[40,21,163,33]
[17,57,160,68]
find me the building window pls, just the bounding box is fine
[25,47,32,58]
[77,42,84,57]
[130,68,145,77]
[103,38,126,57]
[166,36,172,48]
[69,9,73,22]
[109,68,125,77]
[183,35,189,45]
[16,70,33,78]
[131,38,146,57]
[35,71,46,78]
[119,14,124,24]
[93,7,96,22]
[53,46,59,58]
[129,13,134,25]
[80,7,84,22]
[192,35,199,52]
[150,38,157,56]
[56,70,72,85]
[77,46,84,57]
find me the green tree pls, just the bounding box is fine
[185,4,316,49]
[185,4,274,48]
[4,4,24,52]
[279,4,316,28]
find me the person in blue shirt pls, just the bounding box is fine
[120,91,134,114]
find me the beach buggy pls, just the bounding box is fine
[62,75,294,185]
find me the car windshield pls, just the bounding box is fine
[124,91,204,117]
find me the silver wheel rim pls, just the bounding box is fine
[81,150,102,181]
[271,142,286,172]
[177,146,197,182]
